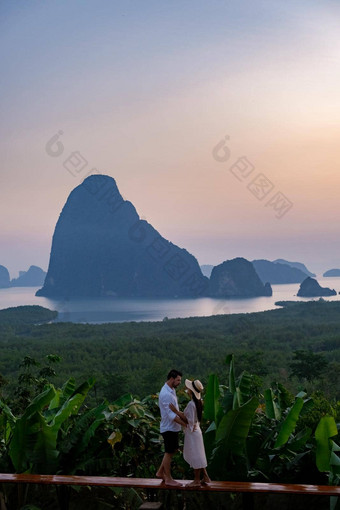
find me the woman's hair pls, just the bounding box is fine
[192,393,203,422]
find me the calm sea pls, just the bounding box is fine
[0,277,339,324]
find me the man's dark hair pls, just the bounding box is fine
[167,369,182,380]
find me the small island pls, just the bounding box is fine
[297,277,337,297]
[209,257,272,298]
[0,305,58,325]
[323,268,340,277]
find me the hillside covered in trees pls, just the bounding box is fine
[0,301,339,401]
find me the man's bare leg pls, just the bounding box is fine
[156,453,181,486]
[156,456,166,479]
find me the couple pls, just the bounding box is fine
[156,369,211,487]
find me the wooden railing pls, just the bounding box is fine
[0,473,339,496]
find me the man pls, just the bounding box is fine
[156,369,187,486]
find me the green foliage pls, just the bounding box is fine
[0,305,57,325]
[205,355,260,479]
[13,355,61,413]
[274,396,305,448]
[315,416,338,472]
[0,302,340,508]
[290,350,329,382]
[7,377,98,475]
[104,393,160,478]
[203,374,220,422]
[1,301,340,402]
[200,355,340,488]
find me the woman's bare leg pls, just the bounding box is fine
[186,469,201,487]
[201,468,211,484]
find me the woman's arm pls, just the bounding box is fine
[183,401,197,432]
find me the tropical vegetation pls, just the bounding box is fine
[0,303,339,508]
[0,301,339,402]
[0,350,339,509]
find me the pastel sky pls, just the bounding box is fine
[1,0,340,278]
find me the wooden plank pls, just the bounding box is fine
[0,474,338,496]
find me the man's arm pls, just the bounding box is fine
[174,415,187,427]
[169,403,187,423]
[160,391,186,426]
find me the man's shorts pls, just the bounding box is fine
[161,431,179,454]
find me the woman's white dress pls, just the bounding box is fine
[183,400,207,469]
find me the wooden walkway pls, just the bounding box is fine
[0,474,339,496]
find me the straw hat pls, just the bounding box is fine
[185,379,204,400]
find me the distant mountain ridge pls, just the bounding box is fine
[323,269,340,277]
[37,175,208,298]
[10,266,46,287]
[0,265,46,288]
[252,259,308,284]
[273,259,315,277]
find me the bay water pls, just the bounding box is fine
[0,277,339,324]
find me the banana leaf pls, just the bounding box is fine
[80,403,107,450]
[315,415,338,472]
[264,388,281,420]
[72,377,95,397]
[58,402,106,458]
[51,393,86,429]
[221,390,233,414]
[0,400,16,428]
[330,449,340,475]
[28,413,59,473]
[226,354,236,394]
[237,371,253,406]
[274,397,304,448]
[287,427,312,452]
[48,388,60,410]
[203,374,220,423]
[9,387,56,472]
[22,386,56,421]
[299,397,314,416]
[111,393,134,408]
[60,377,76,403]
[215,396,259,456]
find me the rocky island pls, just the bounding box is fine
[11,266,46,287]
[297,277,337,297]
[209,257,272,297]
[37,175,208,298]
[323,269,340,277]
[273,259,315,277]
[252,259,308,284]
[0,265,10,288]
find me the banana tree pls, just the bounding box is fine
[247,388,315,482]
[203,354,319,483]
[315,416,340,510]
[204,354,259,479]
[0,377,110,509]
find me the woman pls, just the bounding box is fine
[170,379,211,487]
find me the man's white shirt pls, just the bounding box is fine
[159,383,181,433]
